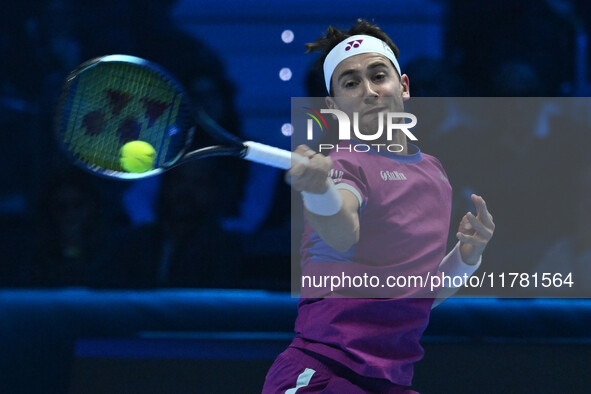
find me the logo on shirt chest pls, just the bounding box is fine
[329,169,344,183]
[380,170,407,181]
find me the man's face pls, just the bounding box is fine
[326,53,410,134]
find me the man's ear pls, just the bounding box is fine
[324,96,341,121]
[325,95,336,109]
[401,74,410,101]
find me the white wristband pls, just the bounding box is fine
[438,241,482,287]
[301,181,343,216]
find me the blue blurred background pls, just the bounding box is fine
[2,0,590,291]
[1,0,591,393]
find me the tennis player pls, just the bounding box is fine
[262,20,494,393]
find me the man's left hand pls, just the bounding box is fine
[457,194,495,265]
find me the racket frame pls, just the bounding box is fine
[56,54,301,180]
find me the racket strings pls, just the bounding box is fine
[58,61,190,174]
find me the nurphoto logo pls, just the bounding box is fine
[304,108,418,153]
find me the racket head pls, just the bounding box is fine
[55,54,193,180]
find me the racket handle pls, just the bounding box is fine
[243,141,309,169]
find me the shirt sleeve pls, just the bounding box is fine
[329,154,368,208]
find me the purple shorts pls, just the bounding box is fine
[262,347,420,394]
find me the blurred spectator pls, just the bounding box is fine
[491,61,542,97]
[0,2,45,211]
[403,56,467,97]
[112,160,243,288]
[445,0,575,96]
[30,168,119,287]
[11,0,85,173]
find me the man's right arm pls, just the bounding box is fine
[305,187,360,252]
[289,145,360,252]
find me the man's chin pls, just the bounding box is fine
[357,116,383,135]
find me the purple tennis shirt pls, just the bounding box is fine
[292,140,452,385]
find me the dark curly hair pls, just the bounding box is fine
[306,19,401,95]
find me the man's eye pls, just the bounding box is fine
[374,74,386,81]
[344,81,358,88]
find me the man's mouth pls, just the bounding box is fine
[363,106,388,115]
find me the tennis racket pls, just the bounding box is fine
[55,54,304,180]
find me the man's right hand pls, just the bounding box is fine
[288,145,333,194]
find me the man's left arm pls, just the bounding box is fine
[432,194,495,308]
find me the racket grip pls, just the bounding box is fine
[243,141,309,169]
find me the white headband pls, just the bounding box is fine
[323,34,401,94]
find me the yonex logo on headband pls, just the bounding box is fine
[345,39,363,51]
[323,35,401,94]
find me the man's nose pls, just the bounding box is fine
[362,79,379,98]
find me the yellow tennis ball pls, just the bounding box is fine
[120,141,156,173]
